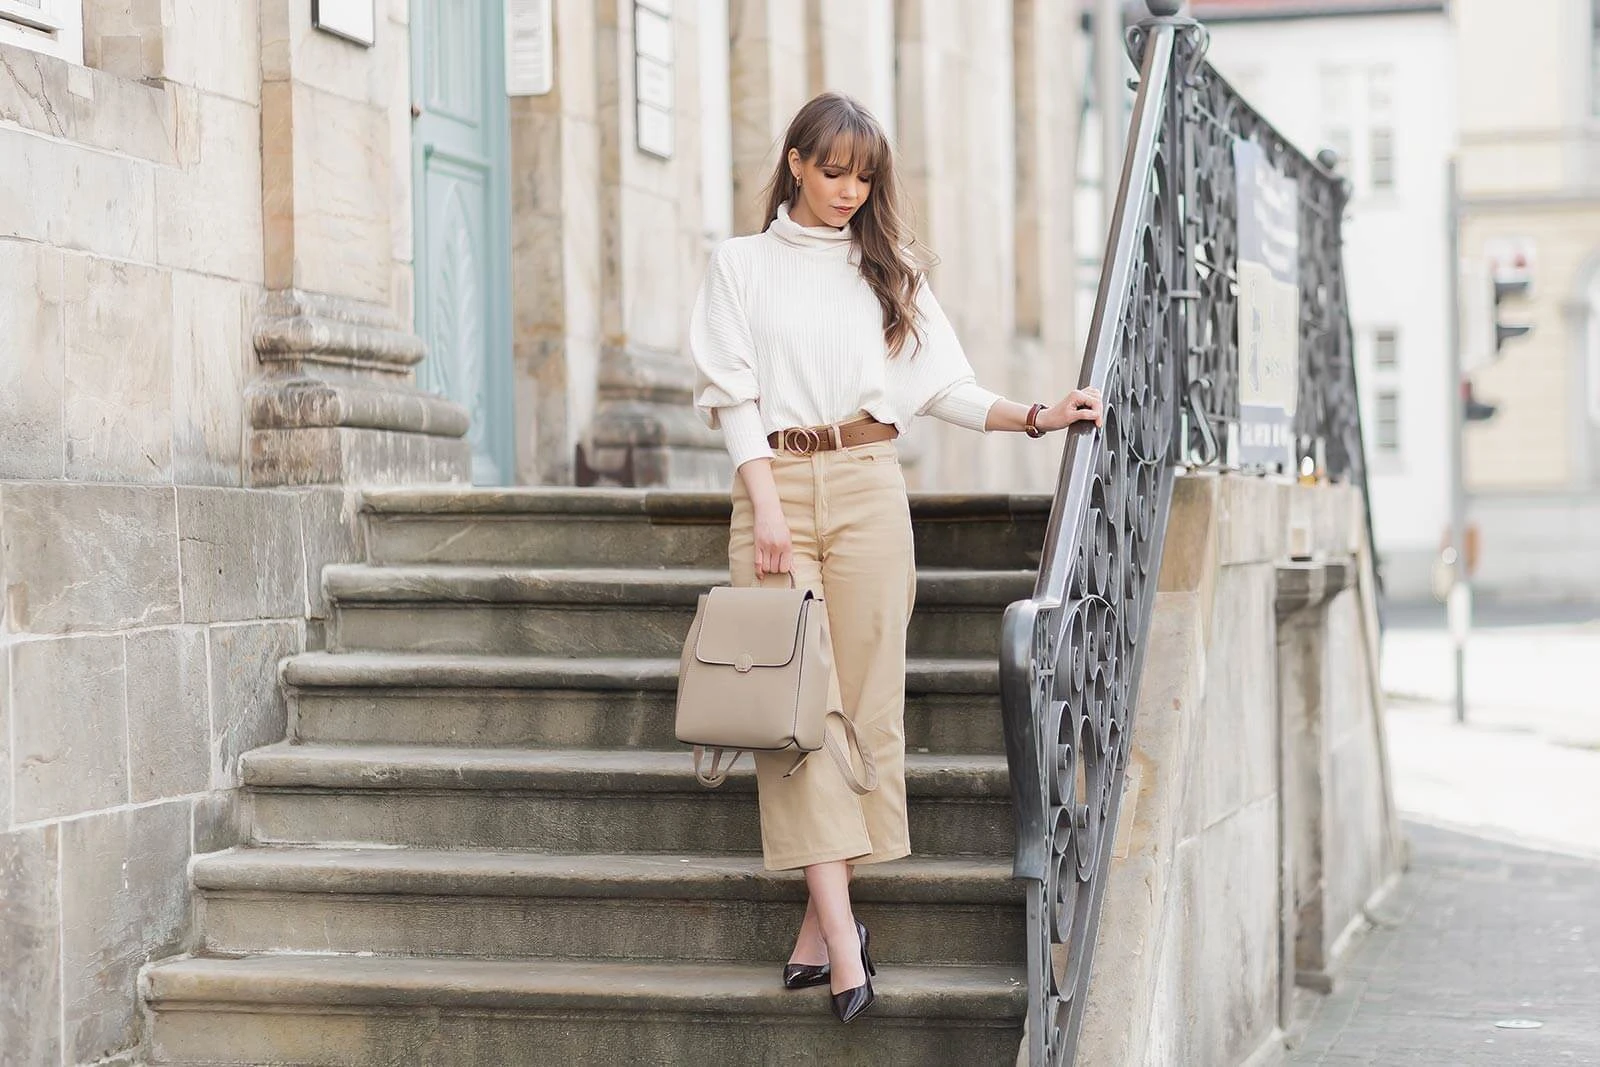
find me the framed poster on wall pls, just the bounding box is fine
[313,0,375,46]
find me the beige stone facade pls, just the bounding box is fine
[1455,0,1600,599]
[3,1,1088,1062]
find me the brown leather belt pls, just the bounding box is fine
[767,414,899,455]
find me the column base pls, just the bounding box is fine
[246,290,471,487]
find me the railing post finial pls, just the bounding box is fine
[1145,0,1184,15]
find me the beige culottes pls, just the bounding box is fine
[728,438,917,872]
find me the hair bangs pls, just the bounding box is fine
[811,116,887,178]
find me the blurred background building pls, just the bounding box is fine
[1194,0,1456,601]
[1452,0,1600,602]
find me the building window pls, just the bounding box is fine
[0,0,82,62]
[1374,328,1399,370]
[1375,389,1402,454]
[1592,0,1600,118]
[1370,128,1395,191]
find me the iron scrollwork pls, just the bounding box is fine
[1000,6,1370,1065]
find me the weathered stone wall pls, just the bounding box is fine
[548,0,1085,492]
[1079,474,1402,1066]
[0,4,393,1062]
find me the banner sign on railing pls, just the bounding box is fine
[1234,138,1301,471]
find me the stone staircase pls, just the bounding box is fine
[141,489,1046,1066]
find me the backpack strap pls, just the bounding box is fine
[781,711,878,796]
[692,746,744,788]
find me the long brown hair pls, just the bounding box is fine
[763,93,925,357]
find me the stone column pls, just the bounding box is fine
[728,0,808,238]
[578,0,725,487]
[1274,559,1355,1001]
[247,0,469,486]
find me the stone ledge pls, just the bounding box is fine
[191,847,1017,904]
[247,375,469,437]
[144,954,1026,1018]
[239,741,1012,797]
[0,41,177,165]
[1275,559,1355,620]
[253,289,426,375]
[247,427,469,488]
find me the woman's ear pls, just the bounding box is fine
[787,147,801,180]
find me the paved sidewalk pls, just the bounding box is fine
[1290,822,1600,1064]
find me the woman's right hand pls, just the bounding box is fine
[753,505,794,580]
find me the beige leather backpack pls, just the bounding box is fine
[674,581,876,794]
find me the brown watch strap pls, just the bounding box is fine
[1025,403,1046,438]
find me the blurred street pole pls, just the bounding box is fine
[1445,157,1469,724]
[1096,0,1126,234]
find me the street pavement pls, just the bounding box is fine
[1287,601,1600,1064]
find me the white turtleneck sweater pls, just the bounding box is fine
[690,202,1002,469]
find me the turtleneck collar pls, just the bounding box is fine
[765,200,853,250]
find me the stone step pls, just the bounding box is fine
[361,487,1049,571]
[145,955,1026,1066]
[242,743,1013,856]
[192,847,1022,966]
[323,564,1030,658]
[284,652,1005,753]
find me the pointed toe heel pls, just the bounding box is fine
[831,919,877,1023]
[830,978,875,1023]
[782,963,830,990]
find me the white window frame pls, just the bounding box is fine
[0,0,83,64]
[1591,0,1600,120]
[1374,388,1402,455]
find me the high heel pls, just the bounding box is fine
[857,918,876,977]
[830,920,876,1023]
[781,962,830,990]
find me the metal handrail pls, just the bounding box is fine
[999,5,1370,1063]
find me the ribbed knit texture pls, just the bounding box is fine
[690,202,1002,470]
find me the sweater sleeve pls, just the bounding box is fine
[891,280,1001,431]
[923,380,1002,432]
[689,243,775,467]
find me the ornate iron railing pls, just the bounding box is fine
[998,6,1370,1064]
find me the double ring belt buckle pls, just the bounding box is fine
[782,426,823,455]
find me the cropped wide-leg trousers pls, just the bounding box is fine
[728,439,917,872]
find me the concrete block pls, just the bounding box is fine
[296,487,365,619]
[163,0,262,104]
[9,634,128,822]
[59,800,192,1064]
[0,239,66,479]
[1160,472,1220,594]
[155,89,264,283]
[171,271,253,485]
[125,627,211,803]
[0,650,9,828]
[0,825,62,1067]
[0,128,158,262]
[62,255,175,481]
[248,425,471,487]
[177,487,308,622]
[1188,563,1279,833]
[1217,474,1290,565]
[192,790,248,855]
[284,86,393,305]
[208,621,302,787]
[0,482,180,634]
[67,63,178,165]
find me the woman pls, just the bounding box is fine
[689,92,1105,1024]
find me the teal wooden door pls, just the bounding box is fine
[411,0,514,484]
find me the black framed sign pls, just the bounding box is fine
[313,0,375,47]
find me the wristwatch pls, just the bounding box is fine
[1025,403,1046,438]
